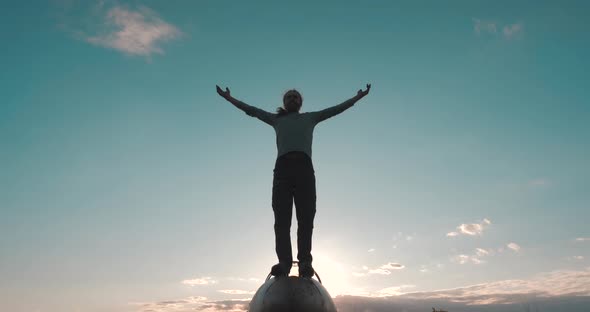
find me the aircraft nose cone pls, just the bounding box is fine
[249,276,337,312]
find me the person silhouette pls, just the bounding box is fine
[216,83,371,278]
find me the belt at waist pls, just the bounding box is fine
[279,151,309,160]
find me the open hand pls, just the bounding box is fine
[216,85,231,99]
[357,83,371,98]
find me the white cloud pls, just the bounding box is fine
[130,296,210,312]
[473,18,524,40]
[368,268,392,275]
[401,267,590,304]
[377,284,416,296]
[452,254,486,265]
[218,289,255,295]
[452,243,523,265]
[368,248,375,253]
[475,247,492,257]
[226,277,262,283]
[357,262,405,276]
[576,237,590,242]
[503,23,524,39]
[83,4,181,56]
[507,242,521,252]
[182,277,218,286]
[133,298,251,312]
[447,218,491,237]
[452,247,496,265]
[137,268,590,311]
[473,18,497,35]
[332,268,590,310]
[380,262,405,270]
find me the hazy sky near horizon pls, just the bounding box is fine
[1,1,589,311]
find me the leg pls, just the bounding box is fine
[272,168,294,268]
[294,166,316,264]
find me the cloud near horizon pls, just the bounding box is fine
[182,277,218,286]
[135,267,590,311]
[218,289,256,295]
[395,267,590,304]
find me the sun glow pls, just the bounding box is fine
[304,249,359,297]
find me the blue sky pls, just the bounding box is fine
[1,1,589,311]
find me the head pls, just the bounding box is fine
[277,89,303,115]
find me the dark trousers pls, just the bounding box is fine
[272,151,316,266]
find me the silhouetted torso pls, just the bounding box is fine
[240,100,356,159]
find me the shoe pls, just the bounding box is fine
[298,262,314,278]
[271,263,291,277]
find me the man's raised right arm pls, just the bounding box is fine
[216,85,275,126]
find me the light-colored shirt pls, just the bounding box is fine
[235,99,356,159]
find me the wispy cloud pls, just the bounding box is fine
[181,277,218,286]
[397,267,590,304]
[377,284,416,296]
[86,5,181,56]
[368,268,392,275]
[507,242,521,252]
[218,289,256,295]
[356,262,405,276]
[368,263,405,275]
[225,277,263,283]
[135,268,590,311]
[451,247,498,265]
[503,23,524,39]
[473,18,524,39]
[381,262,405,270]
[132,298,250,312]
[447,218,491,237]
[473,18,497,35]
[475,247,491,257]
[61,3,182,57]
[576,237,590,242]
[417,263,444,273]
[131,296,209,312]
[194,300,250,312]
[452,254,486,265]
